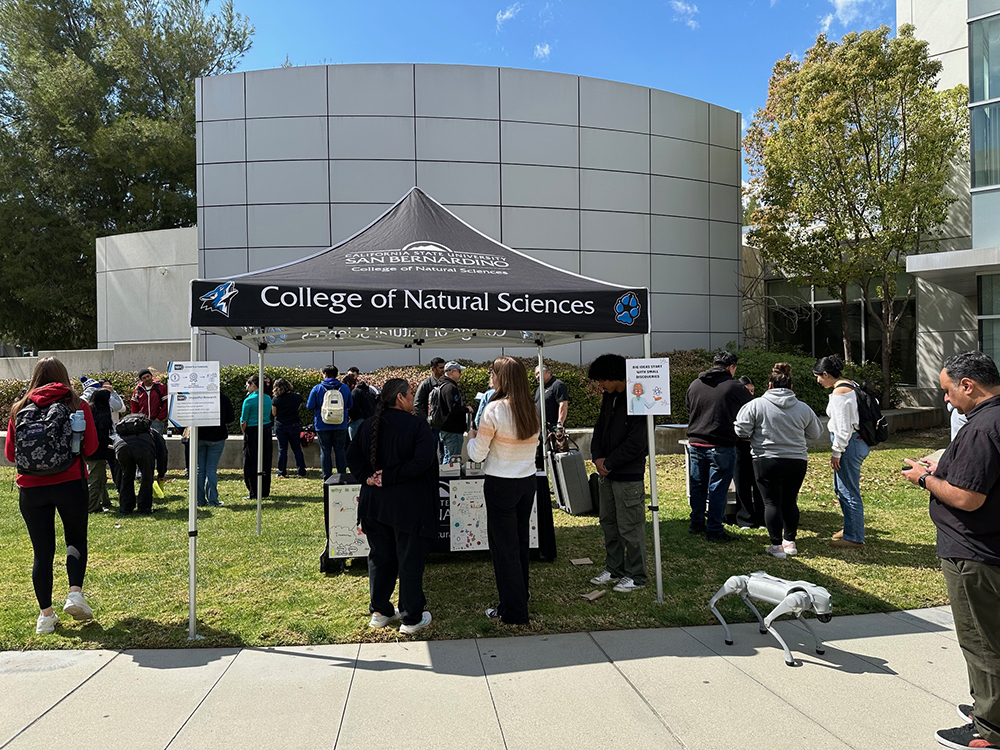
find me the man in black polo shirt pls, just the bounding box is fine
[534,364,569,430]
[903,350,1000,750]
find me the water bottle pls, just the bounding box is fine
[70,409,86,453]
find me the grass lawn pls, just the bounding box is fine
[0,428,951,650]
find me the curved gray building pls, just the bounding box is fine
[193,63,742,368]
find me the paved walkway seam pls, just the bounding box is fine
[475,637,510,750]
[0,649,122,750]
[164,648,242,750]
[332,642,362,750]
[586,632,690,750]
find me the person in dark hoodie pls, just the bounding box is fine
[587,353,650,593]
[346,378,438,635]
[113,413,168,514]
[685,351,752,542]
[734,375,765,529]
[735,363,823,558]
[86,388,117,513]
[348,378,378,441]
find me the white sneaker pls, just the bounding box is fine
[63,591,93,621]
[765,545,787,559]
[613,576,644,593]
[368,608,401,629]
[36,612,58,634]
[782,540,798,556]
[399,611,432,635]
[590,570,620,586]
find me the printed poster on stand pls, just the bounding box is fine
[626,358,671,416]
[167,360,221,427]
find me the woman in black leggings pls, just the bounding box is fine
[5,358,98,634]
[734,363,823,559]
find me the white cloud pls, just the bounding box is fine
[496,3,522,33]
[534,43,551,60]
[539,2,554,25]
[819,0,879,34]
[741,116,747,132]
[669,1,700,30]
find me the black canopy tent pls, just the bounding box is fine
[185,187,662,638]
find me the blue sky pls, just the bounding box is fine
[231,0,896,137]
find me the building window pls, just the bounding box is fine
[766,279,917,384]
[971,15,1000,103]
[979,274,1000,362]
[972,104,1000,188]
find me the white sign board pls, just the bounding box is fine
[167,361,221,427]
[327,485,370,558]
[449,479,539,552]
[626,358,671,416]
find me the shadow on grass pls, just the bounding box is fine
[69,617,243,654]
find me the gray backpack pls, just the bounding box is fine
[14,400,75,475]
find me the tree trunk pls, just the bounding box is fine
[840,282,851,362]
[881,283,893,408]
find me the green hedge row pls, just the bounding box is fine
[0,350,901,433]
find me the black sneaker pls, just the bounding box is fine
[706,531,736,543]
[688,523,706,535]
[935,723,1000,749]
[958,705,974,724]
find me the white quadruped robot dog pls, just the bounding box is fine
[708,571,833,666]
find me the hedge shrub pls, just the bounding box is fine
[0,350,903,432]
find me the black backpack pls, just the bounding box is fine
[428,382,447,430]
[117,412,151,436]
[845,381,888,447]
[14,398,77,476]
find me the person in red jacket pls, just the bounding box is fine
[130,367,168,435]
[5,357,98,635]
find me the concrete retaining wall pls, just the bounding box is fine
[0,341,192,381]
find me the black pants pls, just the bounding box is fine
[116,443,155,513]
[735,441,765,528]
[19,478,89,610]
[942,557,1000,745]
[485,474,535,624]
[362,518,431,626]
[753,457,808,545]
[243,425,272,499]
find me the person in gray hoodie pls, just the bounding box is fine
[734,362,823,559]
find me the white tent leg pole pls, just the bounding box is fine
[187,328,203,640]
[257,348,264,536]
[645,333,663,604]
[536,346,552,483]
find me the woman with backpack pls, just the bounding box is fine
[466,356,541,625]
[735,363,824,558]
[271,378,306,479]
[345,378,438,635]
[5,357,98,634]
[813,355,870,548]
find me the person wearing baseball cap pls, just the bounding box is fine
[434,362,471,464]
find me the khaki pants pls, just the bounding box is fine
[598,477,647,586]
[86,459,110,512]
[942,557,1000,743]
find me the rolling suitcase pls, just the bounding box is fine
[552,449,593,515]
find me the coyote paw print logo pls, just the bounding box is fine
[615,292,641,325]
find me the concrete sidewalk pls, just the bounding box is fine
[2,607,967,750]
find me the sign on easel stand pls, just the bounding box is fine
[626,358,671,416]
[167,361,221,427]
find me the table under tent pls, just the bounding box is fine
[184,186,658,638]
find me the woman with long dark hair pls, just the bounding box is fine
[346,378,438,635]
[240,374,273,500]
[813,355,870,548]
[5,358,98,634]
[271,378,306,478]
[735,363,823,558]
[466,356,541,625]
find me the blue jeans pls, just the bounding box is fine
[150,419,164,436]
[688,444,736,534]
[318,429,347,479]
[833,432,870,543]
[348,420,363,441]
[440,431,464,464]
[197,439,227,506]
[275,423,306,476]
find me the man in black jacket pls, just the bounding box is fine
[685,351,752,542]
[588,354,649,593]
[113,414,169,514]
[434,362,472,464]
